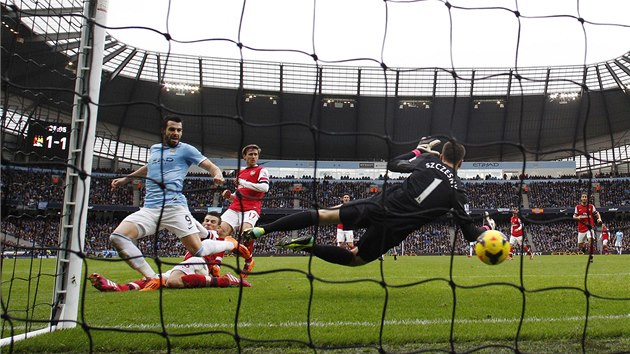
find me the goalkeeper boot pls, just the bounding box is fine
[140,277,165,291]
[225,236,252,260]
[89,273,121,292]
[276,235,314,251]
[223,273,251,287]
[242,227,265,241]
[416,136,441,157]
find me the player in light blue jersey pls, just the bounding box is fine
[614,230,624,255]
[108,116,251,285]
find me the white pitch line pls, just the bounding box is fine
[112,313,630,331]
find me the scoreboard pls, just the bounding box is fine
[26,120,70,159]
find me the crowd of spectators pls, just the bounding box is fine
[5,167,630,210]
[3,214,627,258]
[2,167,629,258]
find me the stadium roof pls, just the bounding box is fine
[2,1,630,169]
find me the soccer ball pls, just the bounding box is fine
[475,230,510,265]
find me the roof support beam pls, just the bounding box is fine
[107,49,137,81]
[20,7,83,16]
[595,65,618,173]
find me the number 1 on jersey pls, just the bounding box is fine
[414,178,442,205]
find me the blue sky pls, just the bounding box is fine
[106,0,630,68]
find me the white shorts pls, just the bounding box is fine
[509,235,523,246]
[336,229,354,243]
[163,257,209,279]
[602,239,609,247]
[122,205,208,239]
[578,230,595,244]
[221,209,260,233]
[615,239,623,247]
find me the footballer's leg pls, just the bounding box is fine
[89,273,122,292]
[179,273,251,288]
[109,222,157,279]
[240,222,256,278]
[244,209,340,241]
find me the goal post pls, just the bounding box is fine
[50,0,108,330]
[0,0,108,346]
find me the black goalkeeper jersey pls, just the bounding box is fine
[340,151,483,250]
[387,151,482,242]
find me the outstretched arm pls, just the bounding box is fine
[111,165,148,190]
[199,159,225,185]
[387,138,441,173]
[387,150,423,173]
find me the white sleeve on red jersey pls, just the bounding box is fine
[238,178,269,192]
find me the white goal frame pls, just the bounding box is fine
[0,0,107,347]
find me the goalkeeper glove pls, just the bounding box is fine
[416,137,441,157]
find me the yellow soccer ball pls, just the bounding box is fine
[475,230,510,265]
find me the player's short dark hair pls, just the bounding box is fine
[442,141,466,165]
[206,211,222,223]
[242,144,261,156]
[161,115,182,130]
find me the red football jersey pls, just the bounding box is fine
[510,216,523,237]
[574,203,597,233]
[601,225,609,241]
[229,165,269,213]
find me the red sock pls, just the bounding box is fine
[216,276,230,288]
[246,240,255,254]
[182,274,225,288]
[119,279,146,291]
[181,274,207,288]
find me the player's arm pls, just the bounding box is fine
[111,164,148,190]
[387,138,441,173]
[594,209,603,224]
[238,178,269,192]
[452,191,486,242]
[387,151,424,173]
[199,159,225,185]
[515,219,523,232]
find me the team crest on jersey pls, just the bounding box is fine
[250,170,256,176]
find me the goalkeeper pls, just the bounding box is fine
[243,138,487,266]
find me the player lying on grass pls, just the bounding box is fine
[90,212,252,291]
[243,138,488,267]
[89,259,250,291]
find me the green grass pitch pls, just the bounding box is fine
[2,254,630,353]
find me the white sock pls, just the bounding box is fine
[109,233,156,279]
[195,239,233,257]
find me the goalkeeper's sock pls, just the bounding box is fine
[311,245,354,266]
[260,210,319,233]
[109,233,157,279]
